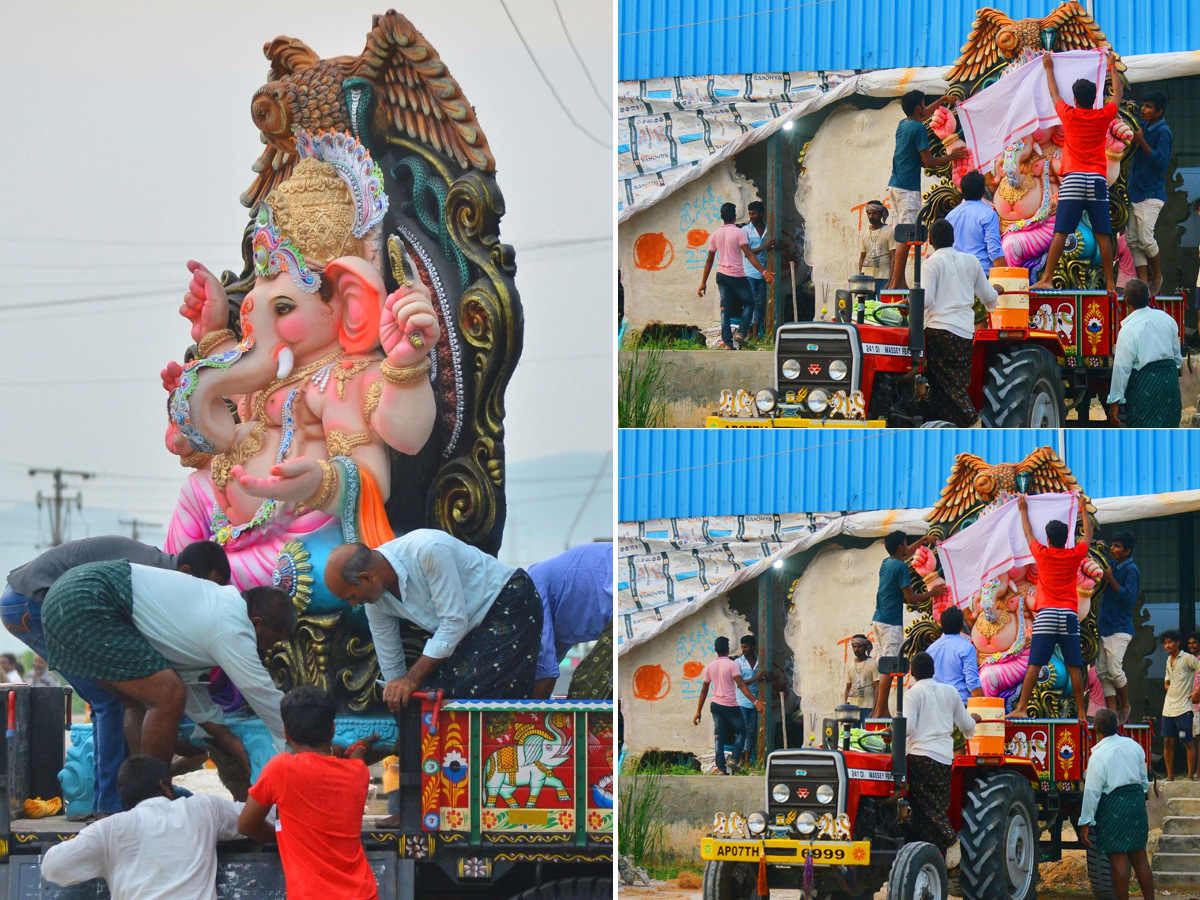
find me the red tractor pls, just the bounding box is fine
[699,658,1151,900]
[706,230,1188,429]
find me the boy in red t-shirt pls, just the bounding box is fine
[238,686,379,900]
[1031,51,1122,297]
[1007,494,1094,724]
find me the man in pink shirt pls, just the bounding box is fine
[698,202,775,350]
[692,636,765,774]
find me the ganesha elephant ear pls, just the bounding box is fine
[326,257,385,354]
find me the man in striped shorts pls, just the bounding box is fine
[1007,493,1094,724]
[1030,51,1122,297]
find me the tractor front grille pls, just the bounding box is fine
[764,748,846,820]
[775,324,861,416]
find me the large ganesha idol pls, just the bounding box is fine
[922,3,1138,288]
[903,448,1104,717]
[160,12,521,713]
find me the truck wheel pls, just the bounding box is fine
[701,860,760,900]
[506,877,614,900]
[886,841,947,900]
[959,771,1038,900]
[980,346,1064,428]
[1086,843,1118,900]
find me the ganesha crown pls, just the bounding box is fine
[294,129,388,238]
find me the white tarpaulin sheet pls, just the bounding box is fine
[936,493,1079,606]
[617,52,1200,223]
[617,489,1200,656]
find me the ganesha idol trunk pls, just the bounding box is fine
[989,267,1030,329]
[967,697,1006,755]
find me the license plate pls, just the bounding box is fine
[701,839,870,865]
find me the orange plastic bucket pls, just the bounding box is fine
[967,697,1006,755]
[988,266,1030,329]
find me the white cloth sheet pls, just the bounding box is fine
[949,50,1107,175]
[936,493,1079,606]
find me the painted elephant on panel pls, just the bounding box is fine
[483,713,572,809]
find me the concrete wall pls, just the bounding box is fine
[784,541,923,733]
[795,100,935,318]
[619,159,760,328]
[618,595,752,755]
[617,348,775,427]
[622,774,763,865]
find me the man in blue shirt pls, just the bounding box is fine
[528,542,613,699]
[734,635,769,767]
[740,201,774,343]
[870,531,948,717]
[1096,531,1140,724]
[1127,91,1172,297]
[945,171,1005,276]
[927,606,982,704]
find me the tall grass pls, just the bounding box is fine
[618,764,669,868]
[618,345,673,428]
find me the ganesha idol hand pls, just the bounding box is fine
[230,460,324,506]
[380,286,441,370]
[912,545,954,619]
[180,260,231,344]
[929,107,974,185]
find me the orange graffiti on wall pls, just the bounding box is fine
[633,232,675,271]
[686,229,710,248]
[682,661,704,678]
[632,664,671,701]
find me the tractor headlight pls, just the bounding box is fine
[755,389,778,413]
[796,812,817,835]
[772,783,790,804]
[782,358,801,380]
[817,784,835,804]
[807,389,829,413]
[829,360,848,381]
[747,811,768,835]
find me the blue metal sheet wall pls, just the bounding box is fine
[619,0,1200,81]
[618,429,1200,521]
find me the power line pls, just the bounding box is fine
[563,449,613,547]
[551,0,611,114]
[0,235,234,248]
[618,0,841,38]
[498,0,609,150]
[0,286,176,313]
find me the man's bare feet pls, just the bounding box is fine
[1149,275,1164,297]
[1118,705,1131,726]
[1005,708,1030,720]
[1030,280,1054,291]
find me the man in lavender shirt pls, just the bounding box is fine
[927,605,982,704]
[698,202,775,349]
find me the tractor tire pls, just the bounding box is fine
[958,771,1038,900]
[980,345,1065,428]
[701,860,761,900]
[886,841,948,900]
[1086,843,1118,900]
[506,877,613,900]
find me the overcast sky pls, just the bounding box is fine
[0,2,613,582]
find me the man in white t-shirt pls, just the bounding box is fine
[858,202,897,292]
[41,755,243,900]
[692,636,765,774]
[906,651,978,868]
[844,634,880,724]
[1161,630,1200,780]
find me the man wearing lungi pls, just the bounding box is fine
[1078,708,1154,900]
[42,562,295,770]
[1107,278,1183,428]
[904,651,978,869]
[325,532,544,708]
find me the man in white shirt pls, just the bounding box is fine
[905,650,978,869]
[920,218,1001,426]
[40,755,242,900]
[1160,629,1200,781]
[41,562,295,770]
[324,532,544,708]
[1107,278,1183,428]
[1078,708,1154,900]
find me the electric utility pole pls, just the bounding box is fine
[119,518,161,541]
[28,467,94,547]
